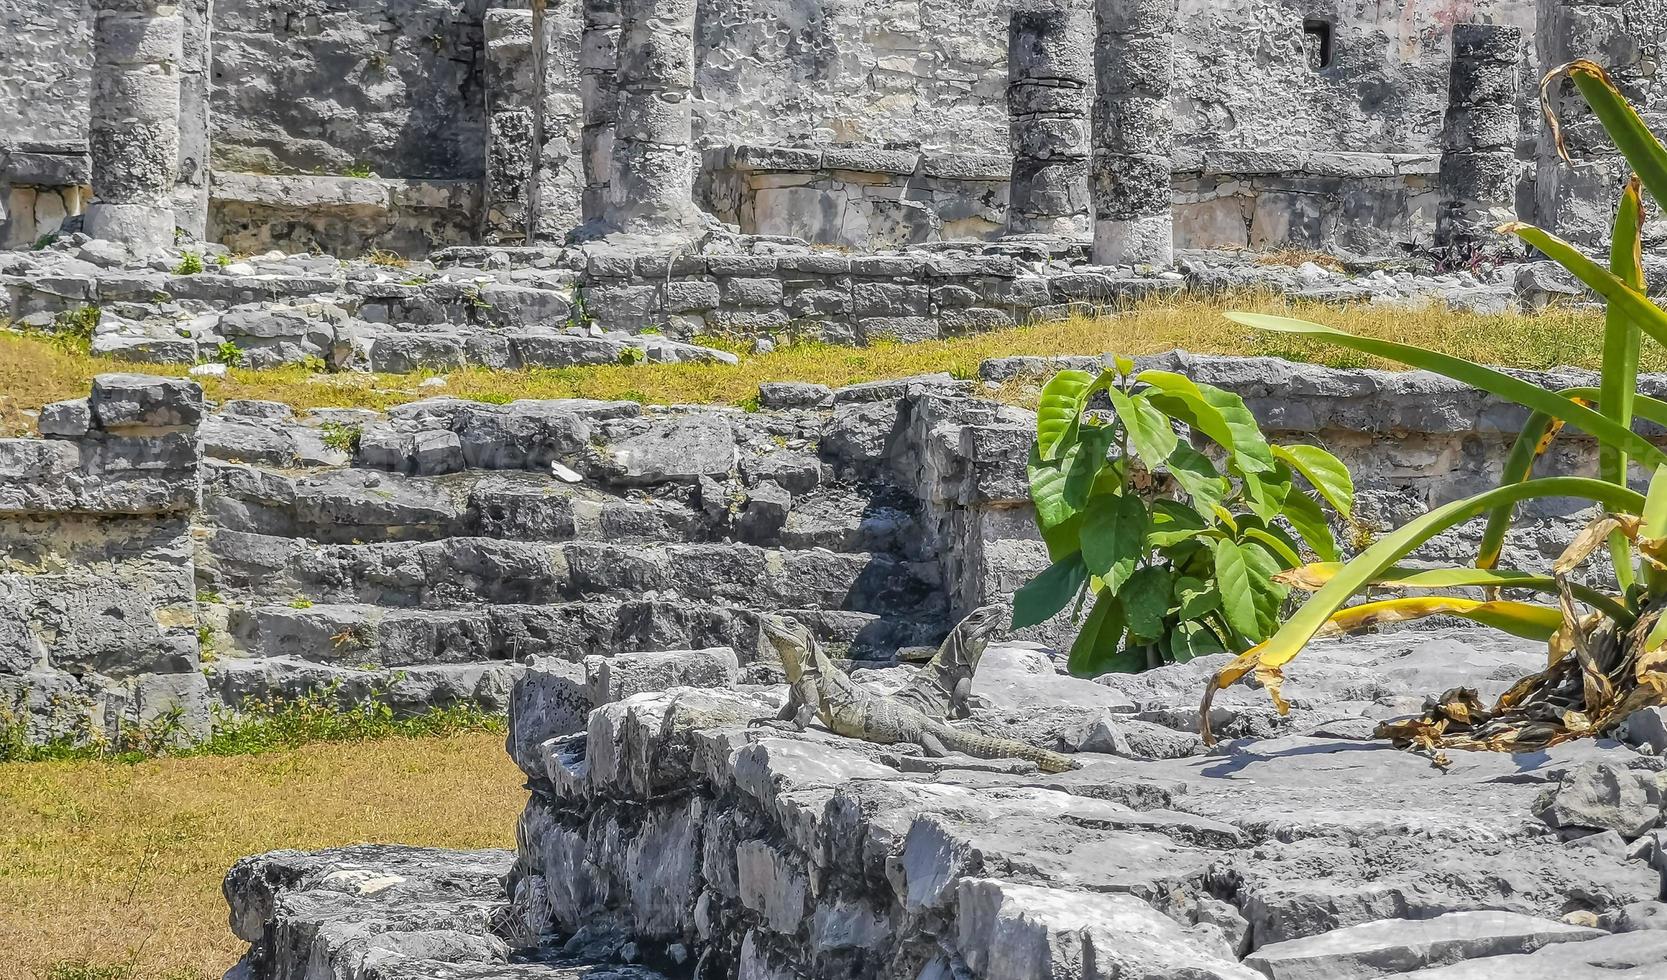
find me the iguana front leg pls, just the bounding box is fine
[948,678,974,719]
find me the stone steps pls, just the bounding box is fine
[215,599,943,668]
[200,532,938,613]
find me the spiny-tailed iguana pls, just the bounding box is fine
[895,604,1006,720]
[753,615,827,730]
[756,615,1079,773]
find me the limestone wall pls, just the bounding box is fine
[0,0,93,151]
[0,374,209,746]
[208,0,489,179]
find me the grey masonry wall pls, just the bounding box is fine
[11,0,1649,255]
[1,374,209,745]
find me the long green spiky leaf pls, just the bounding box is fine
[1500,222,1667,365]
[1278,562,1632,624]
[1476,387,1667,572]
[1209,476,1646,690]
[1558,61,1667,212]
[1604,176,1645,590]
[1227,312,1667,471]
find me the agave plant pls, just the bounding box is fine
[1199,60,1667,753]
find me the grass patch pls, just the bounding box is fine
[0,732,519,980]
[1,685,505,766]
[1,294,1615,435]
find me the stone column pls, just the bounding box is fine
[1534,0,1667,246]
[605,0,701,236]
[580,0,621,224]
[84,0,183,253]
[1437,25,1524,251]
[1090,0,1176,266]
[1005,2,1093,238]
[172,0,210,239]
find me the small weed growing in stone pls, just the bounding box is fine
[49,306,100,355]
[214,340,244,367]
[342,161,375,178]
[287,597,314,609]
[196,589,222,604]
[32,232,57,250]
[366,248,409,268]
[618,346,646,365]
[172,252,204,276]
[215,253,231,268]
[318,420,363,454]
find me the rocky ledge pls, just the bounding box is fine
[225,628,1667,980]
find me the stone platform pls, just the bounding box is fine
[225,628,1667,980]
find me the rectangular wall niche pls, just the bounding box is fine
[1303,18,1335,70]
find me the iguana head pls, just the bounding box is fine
[760,615,815,657]
[959,604,1008,643]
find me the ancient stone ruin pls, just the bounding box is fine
[7,1,1667,978]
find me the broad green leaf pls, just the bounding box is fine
[1013,551,1089,629]
[1113,354,1135,376]
[1242,527,1303,569]
[1063,422,1117,509]
[1240,461,1291,523]
[1168,619,1227,663]
[1241,541,1290,639]
[1068,591,1141,676]
[1082,493,1148,594]
[1165,442,1228,513]
[1273,444,1354,517]
[1211,476,1646,691]
[1212,539,1263,641]
[1106,388,1179,469]
[1139,374,1242,462]
[1037,370,1095,460]
[1174,575,1220,620]
[1564,61,1667,213]
[1121,565,1173,639]
[1027,445,1074,530]
[1148,499,1209,547]
[1228,311,1667,472]
[1280,483,1341,562]
[1040,512,1083,563]
[1194,380,1277,475]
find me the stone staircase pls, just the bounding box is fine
[190,377,1003,715]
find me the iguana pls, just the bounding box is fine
[894,605,1006,720]
[753,615,827,730]
[756,615,1079,773]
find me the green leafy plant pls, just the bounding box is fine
[215,253,232,269]
[1015,357,1354,676]
[48,306,100,354]
[618,345,646,365]
[1200,60,1667,752]
[212,340,244,367]
[342,161,375,178]
[318,420,362,454]
[172,252,204,276]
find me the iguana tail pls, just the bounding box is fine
[927,720,1079,773]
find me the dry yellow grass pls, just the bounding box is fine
[0,734,520,980]
[0,295,1615,435]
